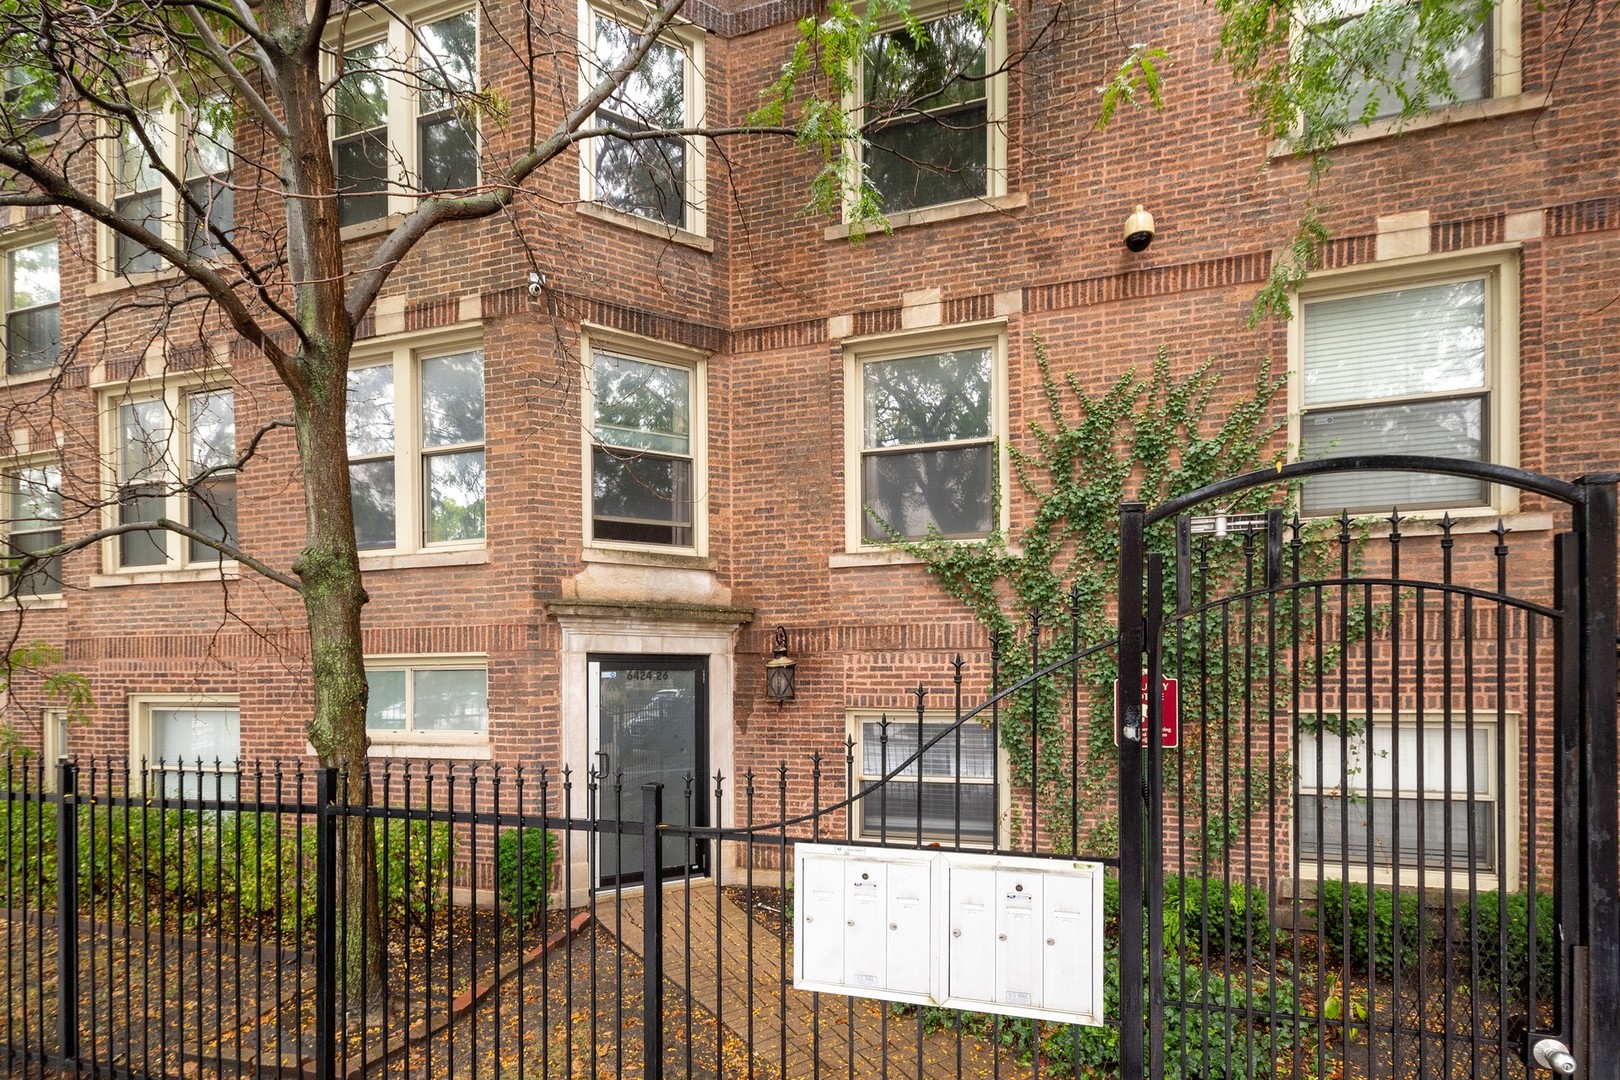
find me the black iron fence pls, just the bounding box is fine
[1,457,1614,1080]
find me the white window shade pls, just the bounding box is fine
[1303,280,1485,407]
[1300,275,1495,513]
[1297,720,1490,795]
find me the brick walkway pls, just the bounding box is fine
[597,884,1033,1079]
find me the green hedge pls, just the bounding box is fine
[1461,890,1556,1002]
[3,799,458,933]
[495,827,558,923]
[1163,873,1276,959]
[1316,880,1424,979]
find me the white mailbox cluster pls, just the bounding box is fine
[793,844,1105,1027]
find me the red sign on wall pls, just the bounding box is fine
[1112,674,1180,749]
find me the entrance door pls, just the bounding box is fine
[590,655,708,886]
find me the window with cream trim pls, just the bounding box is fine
[130,694,241,798]
[852,3,1007,216]
[4,458,61,597]
[1296,712,1516,889]
[102,97,234,275]
[330,4,479,227]
[3,237,60,375]
[584,331,706,552]
[1290,250,1518,516]
[577,1,706,235]
[346,338,485,555]
[365,658,488,738]
[100,379,237,572]
[843,327,1007,549]
[849,711,998,845]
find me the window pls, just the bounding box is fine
[588,342,704,549]
[131,696,241,799]
[1300,0,1521,126]
[106,100,234,274]
[1296,714,1513,886]
[104,382,237,570]
[4,238,60,375]
[365,659,488,738]
[4,461,62,598]
[42,708,69,766]
[578,4,705,235]
[346,342,485,553]
[850,713,997,844]
[332,7,479,227]
[846,331,1004,547]
[856,5,1006,214]
[4,60,61,135]
[1293,253,1517,515]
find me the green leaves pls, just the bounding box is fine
[1096,45,1170,129]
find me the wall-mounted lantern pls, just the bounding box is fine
[765,626,797,705]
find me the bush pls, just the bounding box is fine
[1316,880,1426,979]
[1462,890,1555,1003]
[374,813,455,921]
[1163,873,1276,959]
[495,827,557,922]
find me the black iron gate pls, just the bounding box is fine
[1116,456,1618,1080]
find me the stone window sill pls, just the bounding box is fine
[577,202,713,253]
[88,563,240,587]
[1272,92,1550,156]
[582,545,716,571]
[367,737,492,760]
[359,547,488,572]
[3,594,66,610]
[824,192,1029,241]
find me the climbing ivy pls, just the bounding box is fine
[897,341,1371,854]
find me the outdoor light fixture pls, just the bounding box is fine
[765,626,797,705]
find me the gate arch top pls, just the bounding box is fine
[1142,453,1584,526]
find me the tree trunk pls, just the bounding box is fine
[292,376,384,999]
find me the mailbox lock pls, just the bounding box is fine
[1015,884,1024,892]
[847,920,855,927]
[805,916,813,924]
[952,929,961,938]
[998,933,1007,942]
[889,923,898,931]
[1047,938,1056,946]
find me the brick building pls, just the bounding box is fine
[1,0,1616,895]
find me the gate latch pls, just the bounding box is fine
[1533,1038,1577,1075]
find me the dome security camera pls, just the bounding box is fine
[1123,205,1156,253]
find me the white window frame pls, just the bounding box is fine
[364,654,489,746]
[580,325,708,556]
[95,95,234,279]
[576,0,707,238]
[326,0,481,229]
[97,375,238,575]
[41,707,69,767]
[847,709,1004,847]
[844,0,1008,223]
[1290,0,1524,146]
[841,322,1009,553]
[2,232,60,379]
[347,329,486,560]
[129,693,241,799]
[1287,247,1520,518]
[4,453,64,600]
[1294,710,1519,892]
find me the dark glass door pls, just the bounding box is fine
[591,655,708,886]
